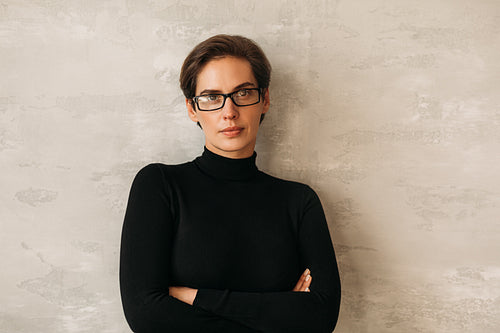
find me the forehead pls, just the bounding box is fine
[196,57,257,94]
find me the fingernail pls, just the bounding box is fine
[304,268,310,275]
[305,274,310,281]
[305,287,310,292]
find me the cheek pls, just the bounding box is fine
[250,109,265,126]
[198,114,218,131]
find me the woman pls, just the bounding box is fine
[120,34,341,332]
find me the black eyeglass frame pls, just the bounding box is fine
[191,88,264,112]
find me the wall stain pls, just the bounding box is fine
[398,182,498,231]
[351,53,437,70]
[91,161,145,215]
[156,23,205,42]
[319,163,367,184]
[55,93,170,117]
[0,313,59,333]
[15,188,58,206]
[324,198,363,229]
[71,240,101,254]
[389,23,473,52]
[336,244,378,257]
[17,242,107,332]
[333,127,447,147]
[382,292,499,331]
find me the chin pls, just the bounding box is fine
[212,139,253,154]
[219,142,247,152]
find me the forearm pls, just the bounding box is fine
[166,271,338,332]
[121,291,206,333]
[121,289,258,333]
[193,287,340,333]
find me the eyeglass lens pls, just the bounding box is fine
[196,89,260,111]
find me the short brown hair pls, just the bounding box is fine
[180,34,272,100]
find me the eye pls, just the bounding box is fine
[198,94,222,103]
[206,95,220,101]
[236,89,249,97]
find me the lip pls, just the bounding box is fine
[221,126,243,137]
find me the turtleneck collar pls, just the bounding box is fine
[194,147,258,181]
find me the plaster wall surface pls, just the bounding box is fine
[1,1,499,332]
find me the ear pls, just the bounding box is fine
[186,98,199,123]
[261,88,270,114]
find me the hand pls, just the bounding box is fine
[169,286,198,305]
[292,268,312,292]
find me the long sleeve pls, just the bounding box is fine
[193,187,341,333]
[119,164,257,333]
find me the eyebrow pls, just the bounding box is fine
[198,82,257,96]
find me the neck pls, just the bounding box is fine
[205,142,255,159]
[194,146,258,181]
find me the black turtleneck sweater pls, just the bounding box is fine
[120,148,341,333]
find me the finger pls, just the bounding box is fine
[293,271,312,292]
[303,274,312,292]
[297,273,311,292]
[293,268,310,291]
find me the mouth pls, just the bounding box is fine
[221,126,243,137]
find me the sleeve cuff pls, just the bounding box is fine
[193,288,225,312]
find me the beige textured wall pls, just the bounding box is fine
[1,1,499,332]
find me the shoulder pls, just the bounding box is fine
[132,161,194,186]
[257,171,319,200]
[135,162,192,175]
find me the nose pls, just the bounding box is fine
[222,96,239,120]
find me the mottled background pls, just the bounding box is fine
[1,0,499,332]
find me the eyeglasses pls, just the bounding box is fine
[192,88,263,111]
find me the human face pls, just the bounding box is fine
[186,56,270,159]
